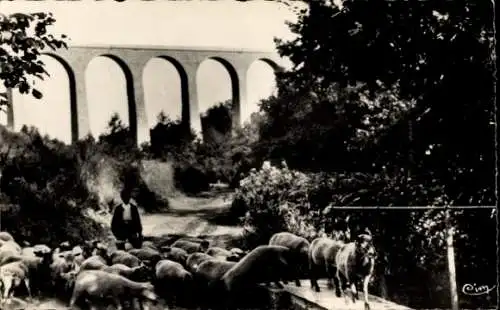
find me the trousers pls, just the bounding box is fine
[115,221,142,249]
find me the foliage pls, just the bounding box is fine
[96,113,139,163]
[0,125,105,246]
[148,104,262,195]
[201,99,233,145]
[234,161,451,240]
[258,83,416,171]
[170,137,240,194]
[234,162,497,308]
[277,0,494,100]
[270,0,496,205]
[0,12,68,106]
[148,112,195,159]
[234,161,314,242]
[227,113,263,187]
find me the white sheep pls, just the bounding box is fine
[0,261,32,304]
[69,269,157,310]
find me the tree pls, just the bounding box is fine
[0,12,68,106]
[270,0,496,204]
[149,112,195,159]
[98,113,138,160]
[201,99,233,144]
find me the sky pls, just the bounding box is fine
[0,0,299,144]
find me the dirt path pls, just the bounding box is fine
[141,193,243,237]
[87,192,244,238]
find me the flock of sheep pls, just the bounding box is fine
[0,229,376,310]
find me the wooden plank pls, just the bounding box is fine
[283,280,414,310]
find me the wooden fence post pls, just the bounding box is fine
[446,209,459,310]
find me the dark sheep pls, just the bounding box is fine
[82,240,100,258]
[154,259,193,307]
[69,269,157,310]
[144,234,172,249]
[70,247,84,265]
[221,245,295,292]
[155,260,192,285]
[77,242,111,271]
[50,255,76,278]
[269,232,311,287]
[308,237,344,295]
[16,245,53,298]
[121,242,134,251]
[218,245,295,309]
[128,248,162,267]
[186,252,213,273]
[102,264,151,282]
[52,247,78,266]
[94,242,110,257]
[78,255,108,271]
[109,250,142,268]
[50,253,78,298]
[229,248,246,257]
[205,247,234,260]
[160,246,188,267]
[335,233,376,310]
[171,240,209,254]
[195,259,236,286]
[146,235,205,249]
[193,259,237,307]
[51,242,72,259]
[220,249,244,262]
[141,241,159,252]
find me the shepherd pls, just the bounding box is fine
[111,187,143,249]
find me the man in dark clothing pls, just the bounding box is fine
[111,188,143,249]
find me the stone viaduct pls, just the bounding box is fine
[4,44,285,144]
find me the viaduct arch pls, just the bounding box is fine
[4,44,284,144]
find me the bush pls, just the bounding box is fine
[233,161,317,243]
[200,100,233,145]
[148,112,195,159]
[233,161,452,238]
[0,126,106,246]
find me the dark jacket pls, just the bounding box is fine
[111,202,143,240]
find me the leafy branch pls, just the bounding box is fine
[0,12,68,106]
